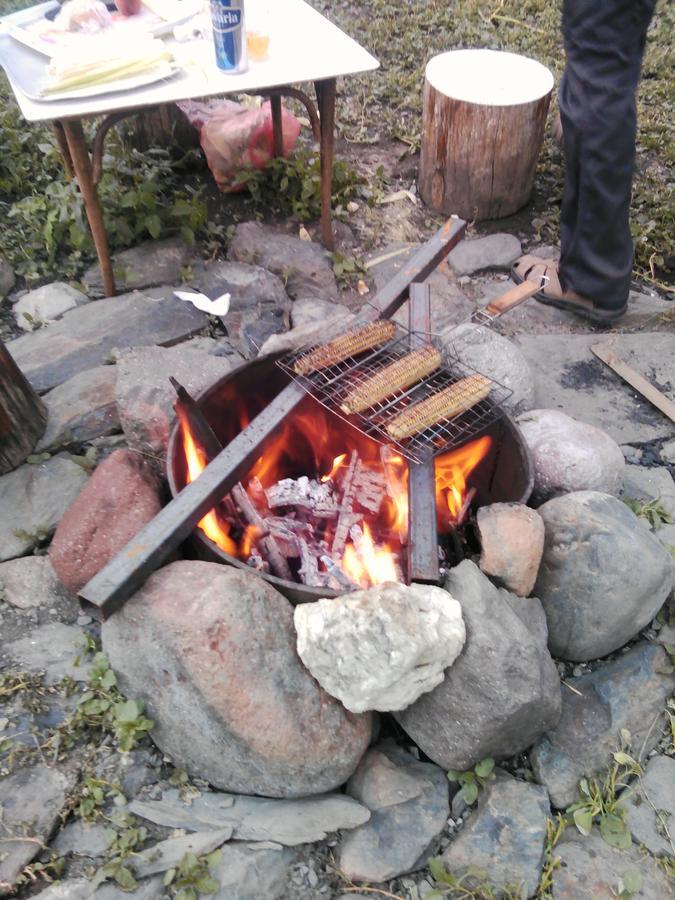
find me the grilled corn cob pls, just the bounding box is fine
[340,345,442,414]
[293,321,396,375]
[386,374,492,440]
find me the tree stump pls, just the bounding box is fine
[419,49,553,221]
[0,341,47,474]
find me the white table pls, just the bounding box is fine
[0,0,379,295]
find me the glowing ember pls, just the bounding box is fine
[177,396,492,590]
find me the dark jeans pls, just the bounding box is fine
[559,0,657,309]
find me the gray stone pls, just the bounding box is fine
[0,258,14,298]
[0,556,74,610]
[0,454,89,561]
[0,764,74,896]
[393,280,476,333]
[339,744,449,882]
[661,438,675,465]
[36,367,120,451]
[294,583,466,713]
[395,561,561,770]
[441,323,535,415]
[441,772,549,898]
[83,237,195,298]
[115,344,235,462]
[129,789,370,846]
[103,561,372,797]
[6,622,90,683]
[259,311,355,357]
[14,282,89,331]
[517,410,626,503]
[191,259,291,357]
[228,221,339,300]
[132,829,233,877]
[32,877,165,899]
[617,755,675,856]
[550,830,674,899]
[622,464,675,519]
[657,523,675,549]
[534,492,675,661]
[7,286,207,392]
[531,642,675,809]
[447,234,522,276]
[52,820,110,858]
[291,297,350,328]
[210,843,294,899]
[477,503,545,596]
[513,332,675,445]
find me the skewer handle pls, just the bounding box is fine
[485,279,542,317]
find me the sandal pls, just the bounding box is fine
[511,255,627,324]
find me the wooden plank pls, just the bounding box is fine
[591,342,675,424]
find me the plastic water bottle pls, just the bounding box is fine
[209,0,248,73]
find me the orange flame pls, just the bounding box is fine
[435,435,492,528]
[178,410,237,555]
[321,453,347,483]
[343,522,399,588]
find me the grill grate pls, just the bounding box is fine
[277,327,513,463]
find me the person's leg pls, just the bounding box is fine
[558,0,656,310]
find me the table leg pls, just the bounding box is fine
[314,78,336,250]
[270,95,284,157]
[61,119,116,297]
[52,122,74,178]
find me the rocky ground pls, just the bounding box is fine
[0,224,674,900]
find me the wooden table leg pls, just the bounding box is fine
[61,119,116,297]
[314,78,336,250]
[270,94,284,157]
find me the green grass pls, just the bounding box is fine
[0,0,672,285]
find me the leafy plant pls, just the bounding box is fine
[426,857,522,899]
[447,757,496,805]
[536,815,566,897]
[329,250,368,287]
[566,745,642,850]
[164,849,222,899]
[93,818,148,893]
[623,497,674,530]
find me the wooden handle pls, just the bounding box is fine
[485,280,541,317]
[591,343,675,424]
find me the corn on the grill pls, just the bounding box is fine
[385,374,492,441]
[293,321,396,375]
[339,345,442,415]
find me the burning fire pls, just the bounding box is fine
[178,396,491,590]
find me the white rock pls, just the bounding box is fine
[14,282,89,331]
[516,408,626,503]
[294,583,466,713]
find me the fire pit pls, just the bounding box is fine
[166,354,533,603]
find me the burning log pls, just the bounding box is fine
[331,451,361,558]
[265,477,337,516]
[230,483,293,581]
[298,537,324,587]
[352,466,388,514]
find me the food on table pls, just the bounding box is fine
[42,36,173,95]
[340,345,442,414]
[385,374,492,440]
[293,321,397,375]
[53,0,113,33]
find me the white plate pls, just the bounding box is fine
[36,61,181,101]
[7,1,199,59]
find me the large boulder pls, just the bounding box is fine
[440,771,550,898]
[440,324,535,416]
[339,743,449,882]
[49,449,162,595]
[534,491,674,661]
[102,561,372,797]
[13,282,89,331]
[294,582,466,713]
[516,409,625,503]
[36,366,120,452]
[83,237,195,297]
[531,642,675,809]
[228,221,339,301]
[394,561,561,770]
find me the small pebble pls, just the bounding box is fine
[346,201,359,213]
[48,607,58,616]
[307,869,319,888]
[77,614,93,626]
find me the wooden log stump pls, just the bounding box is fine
[0,341,48,474]
[419,49,553,221]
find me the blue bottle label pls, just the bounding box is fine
[210,0,246,73]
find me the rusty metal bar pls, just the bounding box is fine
[79,223,465,615]
[61,118,116,297]
[314,78,336,249]
[358,218,466,323]
[79,380,306,616]
[406,282,441,585]
[254,87,321,141]
[270,95,284,157]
